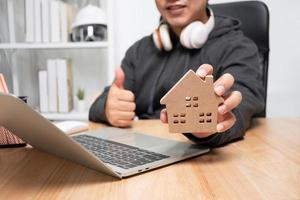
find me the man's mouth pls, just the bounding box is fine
[166,2,187,16]
[167,4,186,10]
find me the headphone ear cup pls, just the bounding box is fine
[152,28,163,50]
[180,21,208,49]
[180,23,194,48]
[159,24,173,51]
[152,24,173,51]
[189,22,209,48]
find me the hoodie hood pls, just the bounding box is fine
[209,15,241,39]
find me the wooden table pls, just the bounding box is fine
[0,118,300,199]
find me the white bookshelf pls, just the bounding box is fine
[0,0,115,121]
[42,111,89,121]
[0,42,109,50]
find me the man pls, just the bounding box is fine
[89,0,264,147]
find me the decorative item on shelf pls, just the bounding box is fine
[71,5,107,42]
[76,88,85,113]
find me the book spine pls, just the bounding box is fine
[25,0,35,42]
[67,60,74,112]
[57,59,73,112]
[47,59,58,112]
[41,0,50,43]
[7,0,16,43]
[38,70,49,112]
[34,0,42,42]
[50,0,60,42]
[60,2,68,42]
[66,4,77,41]
[57,59,67,112]
[39,71,49,112]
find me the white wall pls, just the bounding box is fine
[112,0,300,117]
[112,0,159,65]
[261,0,300,117]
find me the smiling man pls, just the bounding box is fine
[89,0,264,147]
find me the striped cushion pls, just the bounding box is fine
[0,126,25,146]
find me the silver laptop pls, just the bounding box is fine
[0,93,209,178]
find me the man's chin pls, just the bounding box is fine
[167,18,189,29]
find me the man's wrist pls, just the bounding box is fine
[191,132,217,138]
[183,132,221,147]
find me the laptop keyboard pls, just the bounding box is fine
[72,134,170,169]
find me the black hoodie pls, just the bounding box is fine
[89,15,265,147]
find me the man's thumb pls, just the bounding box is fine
[114,67,125,89]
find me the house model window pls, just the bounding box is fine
[186,96,199,108]
[160,70,223,133]
[173,113,186,124]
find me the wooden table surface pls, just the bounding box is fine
[0,118,300,200]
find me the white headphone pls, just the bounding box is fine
[152,8,215,51]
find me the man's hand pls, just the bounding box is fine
[105,67,136,127]
[160,64,242,138]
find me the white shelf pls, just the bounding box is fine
[41,111,89,121]
[0,42,108,50]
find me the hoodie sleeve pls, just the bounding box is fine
[89,44,137,124]
[184,31,265,147]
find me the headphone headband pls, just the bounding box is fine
[204,8,215,38]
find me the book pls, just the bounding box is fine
[38,70,49,112]
[41,0,50,43]
[60,2,68,42]
[34,0,42,42]
[50,0,60,42]
[7,0,16,43]
[25,0,35,42]
[57,59,73,112]
[47,59,58,112]
[66,4,77,41]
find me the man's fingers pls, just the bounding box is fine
[116,119,133,127]
[160,108,168,123]
[114,67,125,89]
[117,111,135,120]
[117,101,136,111]
[109,84,135,102]
[214,73,234,96]
[118,89,135,102]
[107,92,135,111]
[196,64,214,78]
[217,112,236,132]
[218,91,242,115]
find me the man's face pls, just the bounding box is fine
[155,0,207,29]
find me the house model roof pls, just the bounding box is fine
[160,70,223,133]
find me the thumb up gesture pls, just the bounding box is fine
[105,67,136,127]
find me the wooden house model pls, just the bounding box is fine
[160,70,223,133]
